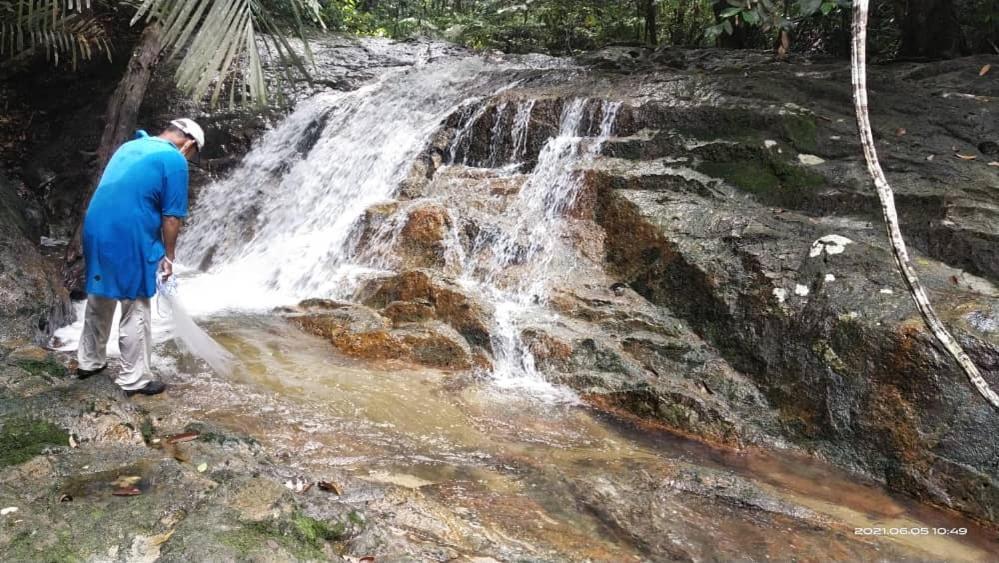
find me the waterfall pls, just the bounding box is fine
[178,59,517,315]
[178,57,620,401]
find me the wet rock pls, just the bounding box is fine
[594,142,999,522]
[395,323,473,370]
[561,463,905,562]
[357,270,493,351]
[397,203,452,269]
[0,172,73,344]
[290,302,474,370]
[382,300,436,325]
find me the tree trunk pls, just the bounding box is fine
[899,0,965,58]
[63,24,163,295]
[644,0,658,45]
[851,0,999,409]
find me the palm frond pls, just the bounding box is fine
[0,0,110,69]
[132,0,325,107]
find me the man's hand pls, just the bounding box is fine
[160,258,174,281]
[161,215,183,283]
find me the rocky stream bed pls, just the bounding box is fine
[0,36,997,561]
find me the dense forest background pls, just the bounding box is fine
[2,0,997,83]
[319,0,998,59]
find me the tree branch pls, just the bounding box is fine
[851,0,999,409]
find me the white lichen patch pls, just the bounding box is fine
[798,154,825,165]
[794,284,810,297]
[809,235,854,258]
[773,288,788,303]
[825,274,836,282]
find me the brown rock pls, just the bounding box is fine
[358,270,492,351]
[397,203,452,269]
[383,301,436,326]
[521,328,574,372]
[396,323,472,369]
[292,301,475,370]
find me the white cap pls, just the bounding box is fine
[170,118,205,151]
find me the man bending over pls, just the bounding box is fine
[75,119,205,396]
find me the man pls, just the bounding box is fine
[75,118,205,396]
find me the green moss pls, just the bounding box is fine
[698,161,779,194]
[346,510,365,526]
[219,514,345,559]
[812,340,849,374]
[697,156,824,209]
[15,356,67,379]
[0,417,68,467]
[139,417,155,445]
[292,514,347,546]
[781,114,818,153]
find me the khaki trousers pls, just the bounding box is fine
[77,295,154,391]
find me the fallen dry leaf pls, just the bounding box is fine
[1,507,18,516]
[59,493,72,503]
[148,530,175,546]
[68,435,78,448]
[981,64,991,76]
[165,432,199,444]
[895,127,906,136]
[988,161,999,167]
[955,153,977,160]
[112,475,142,488]
[926,155,935,161]
[197,462,208,473]
[112,487,141,497]
[317,481,343,495]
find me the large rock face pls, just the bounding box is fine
[584,55,999,522]
[338,52,999,523]
[0,172,72,344]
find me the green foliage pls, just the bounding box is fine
[131,0,324,106]
[1,0,325,106]
[704,0,850,44]
[0,0,112,69]
[322,0,715,53]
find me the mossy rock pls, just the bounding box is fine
[14,356,67,380]
[217,511,353,559]
[0,417,68,467]
[781,114,818,153]
[697,156,824,208]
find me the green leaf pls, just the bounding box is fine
[719,6,741,18]
[741,9,760,24]
[820,1,837,14]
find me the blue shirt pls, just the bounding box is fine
[83,130,189,300]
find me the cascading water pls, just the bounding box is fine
[177,55,619,401]
[178,59,520,315]
[450,98,620,398]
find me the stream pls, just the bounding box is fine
[51,51,999,560]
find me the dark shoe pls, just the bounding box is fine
[76,364,108,379]
[125,381,166,397]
